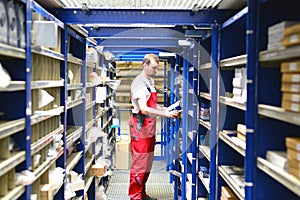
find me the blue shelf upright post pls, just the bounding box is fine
[210,23,220,200]
[181,47,189,200]
[164,60,169,164]
[245,0,259,199]
[191,40,199,200]
[173,54,180,200]
[55,25,68,200]
[169,56,176,181]
[25,0,32,199]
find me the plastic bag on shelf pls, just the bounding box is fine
[96,185,107,200]
[0,63,11,88]
[95,157,111,168]
[15,170,35,186]
[49,167,65,190]
[38,89,54,108]
[65,186,76,199]
[106,80,121,90]
[89,72,100,85]
[68,69,74,83]
[53,134,64,150]
[47,146,59,160]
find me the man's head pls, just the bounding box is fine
[142,54,159,78]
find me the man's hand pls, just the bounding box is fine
[166,110,181,119]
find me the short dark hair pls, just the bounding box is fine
[142,54,159,65]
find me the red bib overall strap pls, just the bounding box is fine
[128,89,157,200]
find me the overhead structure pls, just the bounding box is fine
[34,0,246,60]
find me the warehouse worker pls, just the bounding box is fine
[128,54,180,200]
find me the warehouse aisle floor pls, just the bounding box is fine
[106,160,174,200]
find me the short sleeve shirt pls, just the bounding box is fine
[131,73,156,114]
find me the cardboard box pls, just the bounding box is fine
[281,61,300,73]
[282,33,300,47]
[91,164,107,177]
[237,132,246,142]
[282,73,300,83]
[288,159,300,169]
[221,186,238,200]
[267,42,284,51]
[86,48,99,65]
[268,32,284,43]
[115,139,131,169]
[266,151,288,170]
[286,137,300,151]
[40,184,53,200]
[281,83,300,93]
[268,21,298,35]
[287,148,300,161]
[237,124,246,135]
[282,100,300,112]
[33,21,58,48]
[288,166,300,179]
[283,23,300,36]
[282,93,300,102]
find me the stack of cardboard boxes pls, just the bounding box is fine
[232,68,247,103]
[267,21,297,50]
[278,22,300,112]
[286,137,300,179]
[281,62,300,112]
[282,23,300,47]
[114,137,131,170]
[220,186,238,200]
[237,124,246,143]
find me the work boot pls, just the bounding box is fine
[142,195,157,200]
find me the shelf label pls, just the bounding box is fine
[292,75,300,82]
[291,94,300,102]
[291,103,300,112]
[290,34,299,43]
[289,62,298,71]
[291,84,300,92]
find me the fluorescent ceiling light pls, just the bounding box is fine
[58,0,223,9]
[84,23,176,28]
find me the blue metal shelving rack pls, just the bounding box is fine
[4,1,300,200]
[210,23,220,200]
[0,1,111,199]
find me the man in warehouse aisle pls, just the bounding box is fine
[128,54,180,200]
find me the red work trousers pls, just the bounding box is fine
[128,115,156,200]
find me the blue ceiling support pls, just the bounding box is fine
[86,27,186,38]
[49,8,235,61]
[87,27,187,53]
[32,1,64,28]
[221,6,248,29]
[51,9,233,25]
[96,38,179,49]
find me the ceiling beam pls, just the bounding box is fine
[51,8,233,25]
[86,27,186,38]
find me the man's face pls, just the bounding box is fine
[144,59,159,77]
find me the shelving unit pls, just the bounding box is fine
[194,1,300,200]
[0,1,116,199]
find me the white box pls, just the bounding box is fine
[268,21,298,35]
[33,21,58,48]
[0,1,8,44]
[266,151,288,170]
[7,0,18,47]
[86,48,99,64]
[114,139,131,169]
[267,42,284,51]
